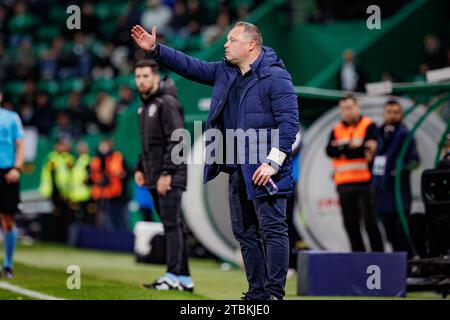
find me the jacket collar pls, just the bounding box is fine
[223,46,283,80]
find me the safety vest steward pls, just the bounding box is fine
[39,151,74,199]
[90,151,125,200]
[70,154,91,203]
[332,116,373,185]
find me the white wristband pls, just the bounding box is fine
[267,147,287,166]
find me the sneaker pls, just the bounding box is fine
[142,273,180,291]
[2,267,14,279]
[178,276,194,292]
[287,268,297,279]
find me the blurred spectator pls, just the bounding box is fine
[18,102,34,127]
[17,80,37,126]
[437,135,450,170]
[20,80,36,106]
[67,91,92,135]
[372,100,420,256]
[117,85,135,113]
[0,92,14,111]
[72,32,92,78]
[31,92,55,137]
[38,37,65,80]
[338,49,368,92]
[13,38,37,80]
[0,5,7,41]
[80,2,99,37]
[126,0,142,28]
[89,139,130,231]
[187,0,205,28]
[70,141,93,223]
[93,91,118,134]
[423,34,447,70]
[168,0,189,37]
[55,37,79,79]
[39,137,75,242]
[380,71,398,83]
[115,15,133,47]
[414,63,429,83]
[92,42,117,79]
[202,11,231,45]
[8,1,35,47]
[141,0,173,35]
[0,42,11,84]
[52,111,80,142]
[237,4,250,20]
[110,45,132,74]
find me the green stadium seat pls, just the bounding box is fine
[4,81,25,96]
[48,6,68,24]
[95,3,112,20]
[38,80,59,95]
[231,0,254,10]
[53,94,70,110]
[33,42,50,56]
[90,78,115,92]
[110,3,129,18]
[36,25,60,42]
[8,13,36,34]
[81,92,99,107]
[59,78,85,93]
[115,74,135,88]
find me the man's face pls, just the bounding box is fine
[445,144,450,155]
[339,98,360,123]
[98,140,113,155]
[343,50,354,63]
[135,67,155,93]
[56,141,71,153]
[383,103,403,125]
[224,26,252,65]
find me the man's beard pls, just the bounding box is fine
[140,90,152,99]
[139,86,153,100]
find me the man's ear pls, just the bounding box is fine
[249,41,257,51]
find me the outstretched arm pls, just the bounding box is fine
[131,25,220,86]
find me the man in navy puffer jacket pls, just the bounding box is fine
[132,21,299,300]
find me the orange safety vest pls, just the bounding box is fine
[90,151,124,200]
[331,116,373,185]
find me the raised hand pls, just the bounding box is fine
[131,25,157,51]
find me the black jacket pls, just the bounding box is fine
[136,77,187,190]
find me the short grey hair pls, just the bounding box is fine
[234,21,263,47]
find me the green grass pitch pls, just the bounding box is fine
[0,242,447,300]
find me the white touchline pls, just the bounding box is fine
[0,281,65,300]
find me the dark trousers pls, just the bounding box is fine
[337,183,384,252]
[228,169,289,300]
[150,188,190,276]
[107,200,129,232]
[381,211,411,255]
[286,185,301,269]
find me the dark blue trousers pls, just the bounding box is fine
[228,169,289,300]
